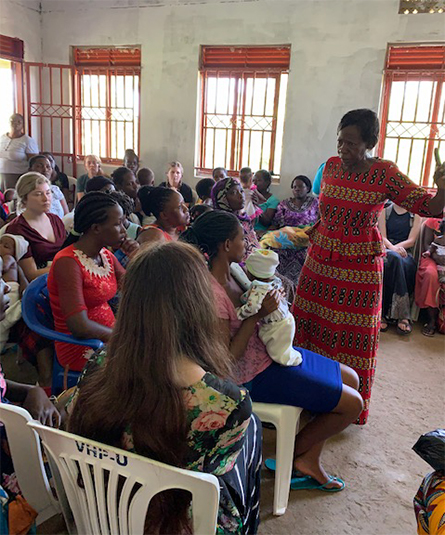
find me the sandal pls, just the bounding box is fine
[421,324,436,337]
[396,319,412,336]
[380,318,389,332]
[264,458,304,479]
[290,474,346,492]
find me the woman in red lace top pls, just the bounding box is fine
[48,192,131,372]
[291,109,445,425]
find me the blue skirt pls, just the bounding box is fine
[245,348,343,413]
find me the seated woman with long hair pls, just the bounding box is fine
[181,210,363,492]
[68,242,262,534]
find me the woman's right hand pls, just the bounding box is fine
[256,290,280,319]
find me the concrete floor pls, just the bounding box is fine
[259,323,444,535]
[2,322,443,535]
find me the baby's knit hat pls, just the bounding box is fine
[245,248,279,279]
[2,234,29,260]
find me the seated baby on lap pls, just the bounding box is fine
[236,248,302,366]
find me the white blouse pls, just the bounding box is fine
[0,134,39,174]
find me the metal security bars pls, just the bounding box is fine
[75,68,140,162]
[74,47,141,164]
[197,46,290,177]
[378,44,445,187]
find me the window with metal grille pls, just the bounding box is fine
[196,46,290,177]
[378,44,445,187]
[74,47,141,163]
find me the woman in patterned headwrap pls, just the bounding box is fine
[291,109,445,425]
[212,177,259,262]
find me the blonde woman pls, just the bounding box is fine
[7,172,66,281]
[76,154,104,201]
[159,160,193,206]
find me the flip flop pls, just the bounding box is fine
[380,319,389,332]
[264,458,305,479]
[396,319,412,336]
[421,324,436,337]
[290,474,346,493]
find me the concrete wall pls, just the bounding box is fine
[7,0,445,196]
[0,0,42,62]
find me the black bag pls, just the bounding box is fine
[413,429,445,472]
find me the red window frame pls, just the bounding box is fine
[197,46,290,177]
[73,47,141,164]
[378,44,445,187]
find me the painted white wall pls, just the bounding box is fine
[12,0,445,196]
[0,0,42,62]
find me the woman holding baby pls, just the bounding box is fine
[181,210,363,492]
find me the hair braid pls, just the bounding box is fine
[63,192,119,247]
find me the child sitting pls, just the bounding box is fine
[196,178,215,206]
[239,167,264,220]
[423,220,445,283]
[189,204,212,223]
[0,234,29,352]
[237,249,302,366]
[137,167,155,187]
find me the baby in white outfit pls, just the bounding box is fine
[236,249,302,366]
[0,234,29,352]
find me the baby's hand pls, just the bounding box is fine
[422,251,431,258]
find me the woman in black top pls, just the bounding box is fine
[159,160,193,206]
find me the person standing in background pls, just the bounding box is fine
[0,114,39,190]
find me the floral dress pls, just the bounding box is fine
[270,195,319,282]
[67,350,262,534]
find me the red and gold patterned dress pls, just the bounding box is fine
[291,156,434,424]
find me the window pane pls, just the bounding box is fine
[0,59,14,133]
[198,69,287,175]
[382,73,443,186]
[80,69,139,160]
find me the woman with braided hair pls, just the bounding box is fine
[47,192,130,372]
[137,186,190,246]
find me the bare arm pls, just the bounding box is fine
[258,207,277,228]
[137,227,165,246]
[220,290,280,362]
[19,256,50,281]
[66,310,113,342]
[396,214,422,250]
[60,196,69,216]
[6,380,61,427]
[377,211,392,250]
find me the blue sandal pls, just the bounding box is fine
[290,475,345,492]
[264,458,306,479]
[265,458,345,492]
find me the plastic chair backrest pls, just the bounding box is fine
[22,274,103,350]
[0,404,60,525]
[28,422,220,535]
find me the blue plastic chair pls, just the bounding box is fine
[21,274,103,394]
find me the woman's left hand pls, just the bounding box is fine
[433,163,445,190]
[121,238,140,259]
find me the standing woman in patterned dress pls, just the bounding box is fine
[291,109,445,425]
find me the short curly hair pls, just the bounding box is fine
[337,109,380,149]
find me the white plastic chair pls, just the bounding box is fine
[252,402,303,516]
[28,422,220,535]
[0,404,61,525]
